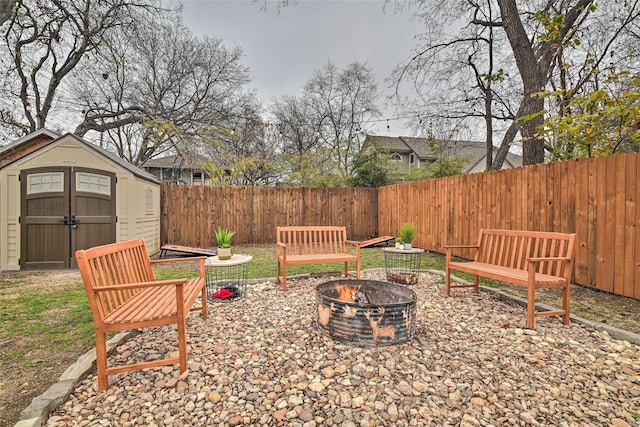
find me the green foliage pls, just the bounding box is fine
[282,150,346,187]
[214,227,235,248]
[539,72,640,159]
[400,222,416,243]
[427,157,469,179]
[348,146,394,187]
[534,10,567,42]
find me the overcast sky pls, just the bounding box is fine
[177,0,425,136]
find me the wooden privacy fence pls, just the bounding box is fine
[378,152,640,300]
[161,185,378,248]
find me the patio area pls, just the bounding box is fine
[46,270,640,426]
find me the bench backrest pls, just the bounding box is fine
[476,229,576,279]
[75,239,155,323]
[277,226,350,256]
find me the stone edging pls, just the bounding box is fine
[14,269,640,427]
[15,332,131,427]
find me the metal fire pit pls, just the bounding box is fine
[315,279,417,347]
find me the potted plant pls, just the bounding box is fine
[395,236,404,249]
[400,222,415,250]
[215,227,235,260]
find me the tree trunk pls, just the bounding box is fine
[497,0,546,165]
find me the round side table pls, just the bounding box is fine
[382,247,424,285]
[205,254,252,303]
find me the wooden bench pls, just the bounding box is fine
[75,239,208,390]
[445,229,576,329]
[277,226,363,291]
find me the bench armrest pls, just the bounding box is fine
[346,240,362,258]
[93,278,188,293]
[151,256,206,279]
[277,241,287,259]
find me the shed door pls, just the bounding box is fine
[20,167,116,269]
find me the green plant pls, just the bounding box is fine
[395,236,403,243]
[400,222,415,243]
[215,227,235,248]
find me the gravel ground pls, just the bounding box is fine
[47,271,640,427]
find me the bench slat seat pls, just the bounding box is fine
[102,278,204,326]
[76,239,208,390]
[277,226,362,291]
[448,261,567,288]
[445,229,576,329]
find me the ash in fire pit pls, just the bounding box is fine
[316,279,417,347]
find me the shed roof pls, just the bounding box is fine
[0,130,160,184]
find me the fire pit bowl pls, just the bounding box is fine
[316,279,417,347]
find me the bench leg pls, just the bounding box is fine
[282,262,288,291]
[562,284,571,325]
[445,267,451,296]
[473,275,479,294]
[177,319,188,374]
[200,283,208,320]
[95,328,109,391]
[344,262,349,278]
[527,285,536,329]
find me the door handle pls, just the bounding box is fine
[63,216,68,225]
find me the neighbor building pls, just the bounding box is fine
[363,134,522,180]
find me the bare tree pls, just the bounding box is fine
[305,61,380,182]
[496,0,594,164]
[390,0,521,170]
[270,95,324,185]
[200,98,283,186]
[392,0,639,166]
[270,61,380,186]
[71,11,252,166]
[0,0,161,139]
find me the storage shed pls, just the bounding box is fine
[0,130,161,271]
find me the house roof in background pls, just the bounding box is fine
[366,134,522,171]
[142,153,210,169]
